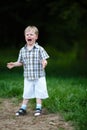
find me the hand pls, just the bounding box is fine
[42,60,47,69]
[7,62,15,69]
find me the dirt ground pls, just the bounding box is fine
[0,98,75,130]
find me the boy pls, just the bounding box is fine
[7,25,49,116]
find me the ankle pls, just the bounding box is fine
[36,104,42,110]
[21,104,27,110]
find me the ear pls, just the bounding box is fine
[36,35,38,40]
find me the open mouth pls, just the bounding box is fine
[27,39,32,41]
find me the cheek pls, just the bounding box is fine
[25,35,28,39]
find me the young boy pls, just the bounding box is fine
[7,25,49,116]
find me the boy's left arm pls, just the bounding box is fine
[42,59,48,69]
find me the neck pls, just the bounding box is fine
[27,41,35,46]
[27,44,35,50]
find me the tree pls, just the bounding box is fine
[0,0,87,60]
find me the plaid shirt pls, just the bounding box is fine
[17,43,49,80]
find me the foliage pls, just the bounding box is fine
[0,0,87,59]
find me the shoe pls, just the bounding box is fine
[15,108,27,116]
[34,108,42,116]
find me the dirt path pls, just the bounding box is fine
[0,98,75,130]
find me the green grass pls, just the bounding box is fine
[46,77,87,129]
[0,69,87,130]
[0,48,87,130]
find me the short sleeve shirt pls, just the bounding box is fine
[17,43,49,80]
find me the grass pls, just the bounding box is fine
[0,73,87,129]
[0,48,87,130]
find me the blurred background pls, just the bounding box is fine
[0,1,87,129]
[0,0,87,76]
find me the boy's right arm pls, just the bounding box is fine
[7,62,22,69]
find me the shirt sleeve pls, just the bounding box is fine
[17,49,23,63]
[39,47,50,60]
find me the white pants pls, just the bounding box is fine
[23,77,49,99]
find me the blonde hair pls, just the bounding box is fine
[24,25,39,35]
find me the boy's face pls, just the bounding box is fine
[25,29,38,46]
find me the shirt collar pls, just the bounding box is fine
[24,42,39,50]
[34,42,39,48]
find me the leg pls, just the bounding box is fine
[15,78,34,116]
[21,98,29,110]
[36,98,42,109]
[36,98,42,105]
[34,77,48,116]
[22,99,29,106]
[34,98,42,116]
[15,99,29,116]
